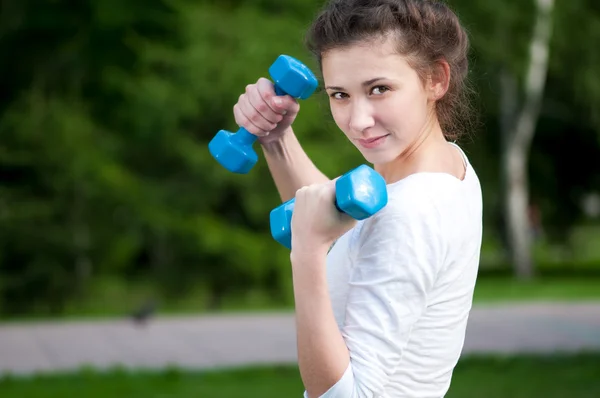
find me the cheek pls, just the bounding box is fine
[330,105,350,133]
[384,89,428,132]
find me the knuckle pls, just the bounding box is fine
[255,102,269,113]
[258,78,274,95]
[295,186,307,196]
[302,185,318,197]
[249,113,261,123]
[261,86,273,98]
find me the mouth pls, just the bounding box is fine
[357,134,389,149]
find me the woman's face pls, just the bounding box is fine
[321,35,440,166]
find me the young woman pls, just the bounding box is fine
[232,0,483,396]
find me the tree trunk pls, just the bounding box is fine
[503,143,533,278]
[501,0,554,279]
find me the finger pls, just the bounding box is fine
[294,185,309,199]
[233,101,269,136]
[247,83,284,125]
[237,93,278,133]
[271,95,300,117]
[322,181,337,202]
[327,176,340,192]
[256,78,300,117]
[256,78,288,116]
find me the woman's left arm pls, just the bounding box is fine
[287,180,359,398]
[289,183,444,398]
[291,248,351,398]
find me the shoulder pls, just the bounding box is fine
[371,173,455,226]
[355,174,451,251]
[351,175,450,277]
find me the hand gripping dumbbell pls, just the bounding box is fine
[208,55,319,174]
[269,165,388,249]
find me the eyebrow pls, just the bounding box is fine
[325,77,388,91]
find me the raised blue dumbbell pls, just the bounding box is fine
[208,55,319,174]
[269,165,388,249]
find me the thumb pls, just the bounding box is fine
[329,177,345,214]
[271,95,299,116]
[329,177,357,224]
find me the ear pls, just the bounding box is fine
[427,59,450,101]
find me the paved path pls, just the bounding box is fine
[1,302,599,376]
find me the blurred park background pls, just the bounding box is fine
[0,0,599,397]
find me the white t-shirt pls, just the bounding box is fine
[304,143,483,398]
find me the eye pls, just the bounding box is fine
[329,92,348,100]
[371,85,390,95]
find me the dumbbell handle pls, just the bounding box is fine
[230,84,287,146]
[275,196,343,218]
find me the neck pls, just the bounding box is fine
[374,111,447,184]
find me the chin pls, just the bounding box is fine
[358,148,400,166]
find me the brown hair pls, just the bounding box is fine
[305,0,476,141]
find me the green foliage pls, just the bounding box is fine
[0,0,600,316]
[0,0,352,316]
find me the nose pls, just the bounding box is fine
[348,99,375,134]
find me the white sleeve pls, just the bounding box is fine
[306,195,444,398]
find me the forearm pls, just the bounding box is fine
[291,250,350,398]
[261,128,329,202]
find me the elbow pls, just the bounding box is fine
[307,361,388,398]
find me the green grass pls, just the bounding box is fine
[473,276,600,302]
[0,354,599,398]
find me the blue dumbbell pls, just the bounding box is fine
[269,165,388,249]
[208,55,319,174]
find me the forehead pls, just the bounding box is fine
[321,36,414,85]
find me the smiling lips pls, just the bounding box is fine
[357,134,389,149]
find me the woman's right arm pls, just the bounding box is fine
[233,78,330,202]
[261,128,330,202]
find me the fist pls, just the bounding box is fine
[290,180,357,255]
[233,77,301,144]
